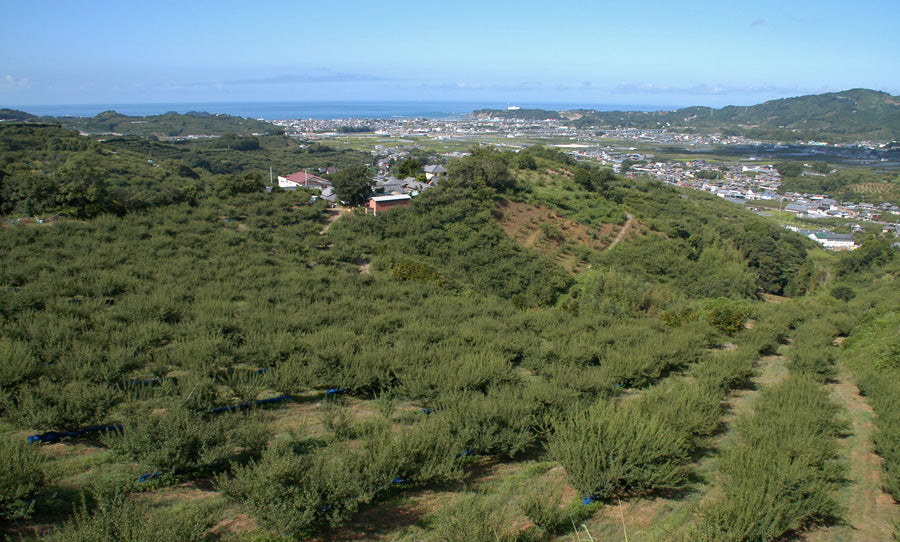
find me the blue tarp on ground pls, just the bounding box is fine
[28,424,123,444]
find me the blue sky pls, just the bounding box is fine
[2,0,898,109]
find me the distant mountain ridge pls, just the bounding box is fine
[0,108,275,137]
[472,89,900,143]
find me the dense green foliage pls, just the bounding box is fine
[328,182,572,307]
[0,124,371,218]
[49,487,216,542]
[700,376,846,541]
[2,121,898,540]
[446,147,514,191]
[592,180,810,297]
[777,164,900,206]
[328,164,374,205]
[839,254,900,503]
[0,439,45,520]
[48,110,274,137]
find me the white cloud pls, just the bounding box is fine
[614,83,801,96]
[0,74,31,92]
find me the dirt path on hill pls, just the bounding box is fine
[320,207,348,234]
[724,352,790,424]
[610,213,633,247]
[804,365,897,542]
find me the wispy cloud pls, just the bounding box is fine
[750,18,766,27]
[419,82,484,90]
[0,74,31,92]
[180,72,389,89]
[420,81,550,92]
[614,83,800,96]
[225,73,388,85]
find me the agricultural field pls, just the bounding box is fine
[1,123,899,541]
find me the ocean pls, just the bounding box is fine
[12,101,673,121]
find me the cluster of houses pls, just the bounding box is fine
[781,197,900,221]
[785,227,857,250]
[273,161,448,214]
[371,164,446,196]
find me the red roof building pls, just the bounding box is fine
[277,171,332,191]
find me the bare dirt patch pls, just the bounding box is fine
[320,206,348,234]
[317,489,443,542]
[208,513,257,539]
[494,200,622,273]
[354,257,371,274]
[609,213,634,248]
[806,367,898,542]
[144,479,218,505]
[565,496,671,542]
[722,354,789,427]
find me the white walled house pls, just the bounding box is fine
[277,171,332,191]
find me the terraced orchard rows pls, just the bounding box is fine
[2,128,899,541]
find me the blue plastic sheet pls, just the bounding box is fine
[28,424,123,444]
[138,471,163,483]
[326,388,350,396]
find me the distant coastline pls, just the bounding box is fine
[8,101,675,121]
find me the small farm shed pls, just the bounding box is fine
[367,194,411,215]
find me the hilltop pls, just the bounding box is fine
[473,88,900,143]
[0,108,276,138]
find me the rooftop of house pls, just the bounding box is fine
[281,171,330,185]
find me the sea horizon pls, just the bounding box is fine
[5,100,679,121]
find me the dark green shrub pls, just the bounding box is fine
[431,389,537,458]
[830,285,855,302]
[319,400,355,439]
[49,488,215,542]
[103,406,268,474]
[394,421,465,484]
[0,337,37,388]
[690,349,758,391]
[698,442,843,542]
[218,430,400,539]
[432,492,518,542]
[518,478,588,536]
[788,343,835,380]
[699,375,845,541]
[4,378,121,430]
[702,298,752,336]
[392,258,446,288]
[633,378,722,446]
[0,438,45,520]
[549,401,689,498]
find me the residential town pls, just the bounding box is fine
[269,113,900,251]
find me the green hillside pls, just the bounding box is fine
[475,89,900,142]
[3,109,276,137]
[1,126,899,541]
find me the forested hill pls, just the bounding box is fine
[473,88,900,142]
[0,109,276,137]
